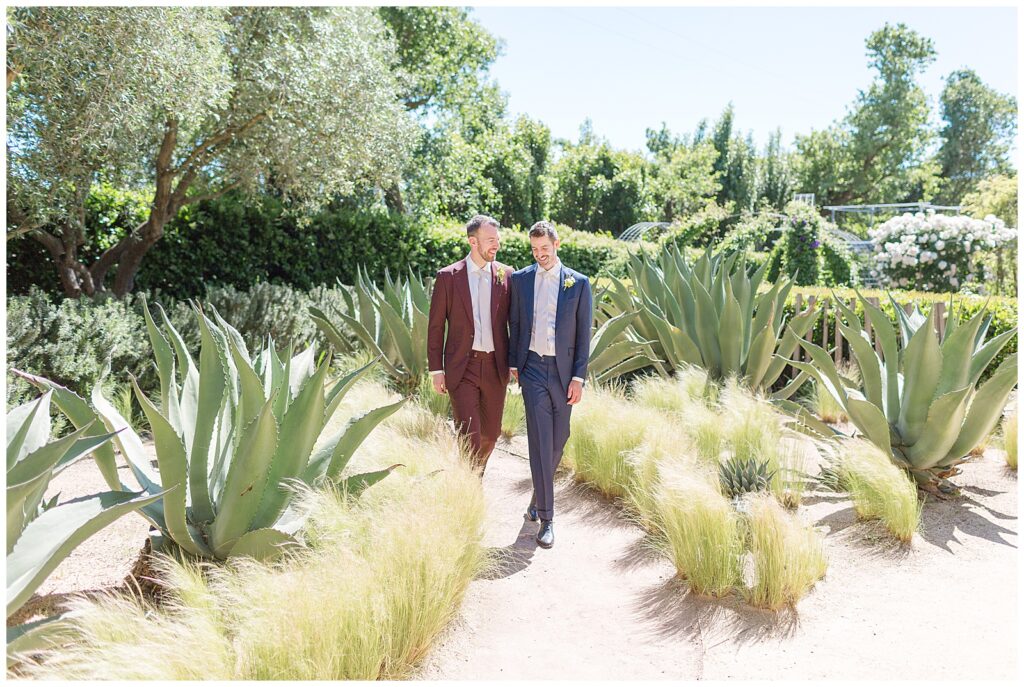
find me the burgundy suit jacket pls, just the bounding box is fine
[427,258,512,390]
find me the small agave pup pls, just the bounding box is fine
[16,299,407,561]
[784,292,1017,492]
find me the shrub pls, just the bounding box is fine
[838,440,921,542]
[868,211,1015,292]
[780,201,826,285]
[5,289,154,407]
[500,386,526,439]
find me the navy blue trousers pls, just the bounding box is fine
[521,351,573,521]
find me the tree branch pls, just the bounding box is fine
[182,180,243,207]
[173,111,267,176]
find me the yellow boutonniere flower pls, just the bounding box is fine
[563,276,575,291]
[497,266,507,284]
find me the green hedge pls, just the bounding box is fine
[7,191,641,299]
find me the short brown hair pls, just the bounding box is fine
[528,220,559,242]
[466,214,499,237]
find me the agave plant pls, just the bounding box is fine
[7,393,164,665]
[16,299,406,561]
[311,267,431,395]
[587,310,662,384]
[600,244,820,390]
[718,456,776,499]
[785,293,1017,491]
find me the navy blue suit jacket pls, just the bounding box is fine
[508,262,594,392]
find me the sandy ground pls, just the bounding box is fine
[417,434,1018,681]
[16,436,1018,681]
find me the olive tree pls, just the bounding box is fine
[7,6,414,297]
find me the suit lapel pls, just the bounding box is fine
[555,264,568,331]
[489,262,500,326]
[454,259,474,326]
[522,264,537,340]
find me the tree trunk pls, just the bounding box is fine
[110,222,165,296]
[384,182,406,214]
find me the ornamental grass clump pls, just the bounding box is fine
[839,440,920,542]
[563,385,652,497]
[1002,411,1017,470]
[501,385,527,439]
[654,461,744,597]
[17,389,487,680]
[743,494,827,610]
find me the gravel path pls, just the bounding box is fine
[418,435,1018,681]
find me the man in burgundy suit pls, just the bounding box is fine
[428,214,513,474]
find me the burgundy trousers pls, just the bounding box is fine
[449,350,506,473]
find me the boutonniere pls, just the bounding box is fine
[563,276,575,291]
[496,266,507,285]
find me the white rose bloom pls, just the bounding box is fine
[934,240,945,251]
[899,277,909,286]
[938,260,947,269]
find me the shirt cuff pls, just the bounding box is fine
[571,376,585,384]
[429,370,444,376]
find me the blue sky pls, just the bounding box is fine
[470,5,1018,154]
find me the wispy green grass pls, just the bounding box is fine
[20,382,486,680]
[416,372,452,419]
[501,385,526,439]
[1004,411,1018,470]
[564,385,651,497]
[839,440,921,542]
[655,460,744,597]
[743,494,827,610]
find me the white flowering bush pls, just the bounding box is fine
[868,211,1016,292]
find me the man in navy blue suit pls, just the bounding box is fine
[508,221,593,549]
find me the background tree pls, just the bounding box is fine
[645,123,720,221]
[379,6,503,214]
[757,128,792,210]
[935,69,1017,204]
[548,126,653,235]
[794,23,938,205]
[7,6,415,297]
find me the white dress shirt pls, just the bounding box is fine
[430,254,492,377]
[530,260,561,356]
[467,254,495,353]
[516,259,584,384]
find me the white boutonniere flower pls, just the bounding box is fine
[496,266,507,284]
[563,276,575,291]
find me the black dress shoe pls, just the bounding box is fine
[536,520,554,548]
[525,493,538,522]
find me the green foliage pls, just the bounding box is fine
[9,6,415,296]
[793,23,939,205]
[819,235,858,287]
[936,70,1017,204]
[658,201,733,249]
[780,201,826,285]
[6,393,161,666]
[5,290,154,408]
[645,123,721,222]
[17,303,405,561]
[742,494,827,610]
[548,128,654,235]
[311,269,431,396]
